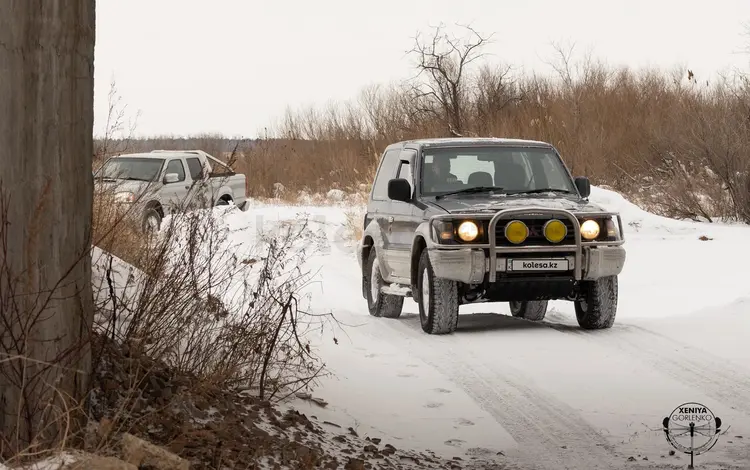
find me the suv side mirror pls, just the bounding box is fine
[574,176,591,198]
[164,173,179,184]
[388,178,412,202]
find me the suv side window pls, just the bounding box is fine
[185,157,203,180]
[165,159,186,182]
[371,149,401,200]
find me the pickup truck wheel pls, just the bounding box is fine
[365,249,403,318]
[574,276,618,329]
[417,250,459,335]
[142,209,162,234]
[509,300,548,321]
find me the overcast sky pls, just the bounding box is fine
[93,0,750,138]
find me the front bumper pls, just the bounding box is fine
[429,245,626,284]
[428,206,626,284]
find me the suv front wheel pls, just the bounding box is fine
[574,276,618,329]
[417,250,459,335]
[365,249,404,318]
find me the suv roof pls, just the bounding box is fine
[392,137,554,150]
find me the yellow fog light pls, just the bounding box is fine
[543,219,567,243]
[504,220,529,244]
[457,221,479,242]
[580,219,601,240]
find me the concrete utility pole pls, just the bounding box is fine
[0,0,96,455]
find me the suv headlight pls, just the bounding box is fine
[457,221,479,242]
[432,219,484,243]
[580,219,600,240]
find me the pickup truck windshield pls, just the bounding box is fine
[99,157,165,182]
[420,146,578,197]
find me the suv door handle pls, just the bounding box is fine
[184,185,190,189]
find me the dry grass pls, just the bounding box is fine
[343,208,365,243]
[97,27,750,223]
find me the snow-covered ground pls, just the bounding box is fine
[94,186,750,469]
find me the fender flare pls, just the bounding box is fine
[358,219,387,298]
[408,221,437,299]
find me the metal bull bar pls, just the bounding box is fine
[429,207,625,283]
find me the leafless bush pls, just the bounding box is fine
[2,156,336,465]
[91,194,330,401]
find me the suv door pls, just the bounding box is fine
[383,149,419,282]
[367,148,402,281]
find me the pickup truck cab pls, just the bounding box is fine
[94,149,248,232]
[357,137,626,335]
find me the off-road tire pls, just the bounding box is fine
[364,249,404,318]
[574,276,618,329]
[142,208,162,234]
[417,250,459,335]
[509,300,548,321]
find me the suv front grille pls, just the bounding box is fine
[494,217,576,246]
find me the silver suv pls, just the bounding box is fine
[356,138,626,335]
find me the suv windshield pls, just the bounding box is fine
[420,146,578,197]
[98,157,165,182]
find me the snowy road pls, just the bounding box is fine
[216,187,750,469]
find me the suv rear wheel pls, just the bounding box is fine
[364,249,404,318]
[417,250,459,335]
[509,300,548,321]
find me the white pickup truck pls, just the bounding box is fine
[94,149,249,232]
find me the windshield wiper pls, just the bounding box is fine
[508,188,575,196]
[435,186,505,200]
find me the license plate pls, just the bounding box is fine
[507,258,570,272]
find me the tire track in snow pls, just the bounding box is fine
[542,318,750,416]
[363,314,628,470]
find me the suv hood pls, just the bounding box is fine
[427,194,609,214]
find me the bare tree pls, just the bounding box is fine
[474,63,524,134]
[0,0,96,456]
[407,23,492,136]
[94,77,141,169]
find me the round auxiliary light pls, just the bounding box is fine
[457,221,479,242]
[504,220,529,244]
[543,219,567,243]
[580,219,601,240]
